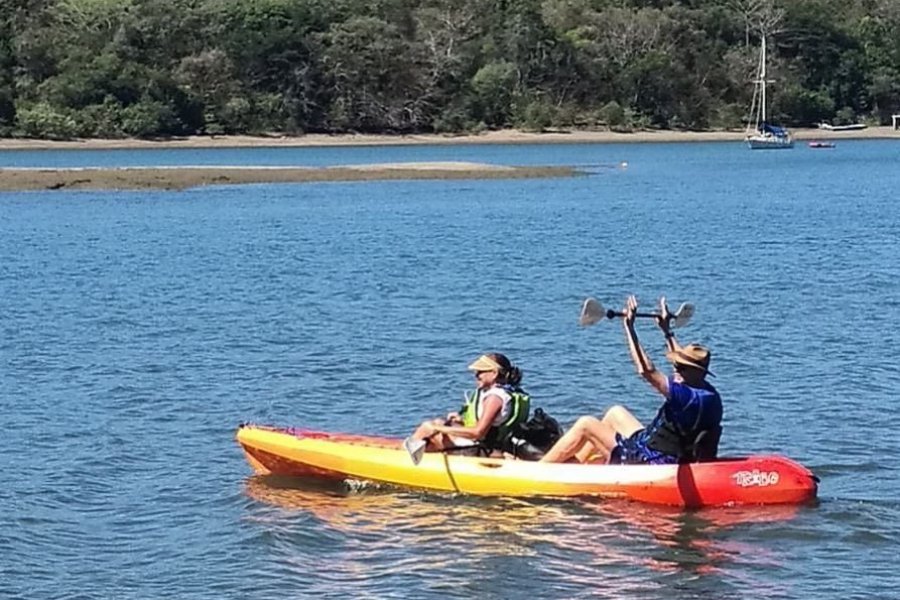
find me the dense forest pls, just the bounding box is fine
[1,0,898,139]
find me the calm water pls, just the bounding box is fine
[2,140,899,599]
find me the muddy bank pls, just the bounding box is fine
[0,163,581,191]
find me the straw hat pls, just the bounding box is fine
[665,344,714,376]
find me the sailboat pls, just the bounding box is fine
[746,36,793,149]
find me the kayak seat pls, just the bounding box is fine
[691,425,722,462]
[506,438,546,461]
[444,443,489,457]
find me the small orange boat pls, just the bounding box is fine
[236,425,818,508]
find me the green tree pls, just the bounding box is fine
[200,0,336,132]
[0,9,15,130]
[412,0,489,129]
[16,102,78,139]
[322,16,424,131]
[470,60,518,127]
[4,0,900,138]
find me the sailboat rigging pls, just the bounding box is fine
[746,36,793,149]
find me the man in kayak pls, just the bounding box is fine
[540,295,722,464]
[407,353,530,455]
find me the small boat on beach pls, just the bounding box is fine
[808,140,836,148]
[236,424,819,508]
[817,123,866,131]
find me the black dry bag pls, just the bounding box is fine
[504,408,564,460]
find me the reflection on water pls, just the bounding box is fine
[243,476,803,599]
[244,474,572,552]
[575,501,801,597]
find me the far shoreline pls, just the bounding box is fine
[1,126,898,151]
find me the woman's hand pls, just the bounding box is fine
[445,412,462,425]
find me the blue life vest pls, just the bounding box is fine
[644,381,722,462]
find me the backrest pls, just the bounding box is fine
[692,425,722,462]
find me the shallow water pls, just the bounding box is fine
[2,140,899,599]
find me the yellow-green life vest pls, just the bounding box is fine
[460,386,531,450]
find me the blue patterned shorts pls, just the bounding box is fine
[609,430,678,465]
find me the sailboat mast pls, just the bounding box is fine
[761,36,767,124]
[747,32,793,148]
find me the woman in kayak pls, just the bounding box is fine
[540,295,722,464]
[408,352,529,455]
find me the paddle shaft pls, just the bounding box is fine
[605,309,666,320]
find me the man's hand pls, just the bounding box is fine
[624,295,638,326]
[657,295,672,332]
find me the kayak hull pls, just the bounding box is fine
[236,425,817,508]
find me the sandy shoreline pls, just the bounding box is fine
[0,163,580,191]
[0,126,897,151]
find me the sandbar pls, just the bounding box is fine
[0,163,580,191]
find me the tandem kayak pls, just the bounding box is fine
[236,424,818,508]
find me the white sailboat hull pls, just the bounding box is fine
[746,133,794,149]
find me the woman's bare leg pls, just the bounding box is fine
[411,418,454,450]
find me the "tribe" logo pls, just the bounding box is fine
[732,470,780,487]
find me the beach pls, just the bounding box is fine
[1,127,896,190]
[1,126,898,151]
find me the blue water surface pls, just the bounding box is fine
[2,139,899,599]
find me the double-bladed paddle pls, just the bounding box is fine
[579,297,695,328]
[403,435,429,465]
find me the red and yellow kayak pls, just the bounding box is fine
[236,424,818,508]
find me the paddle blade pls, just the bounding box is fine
[672,303,695,328]
[579,297,605,326]
[403,436,427,465]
